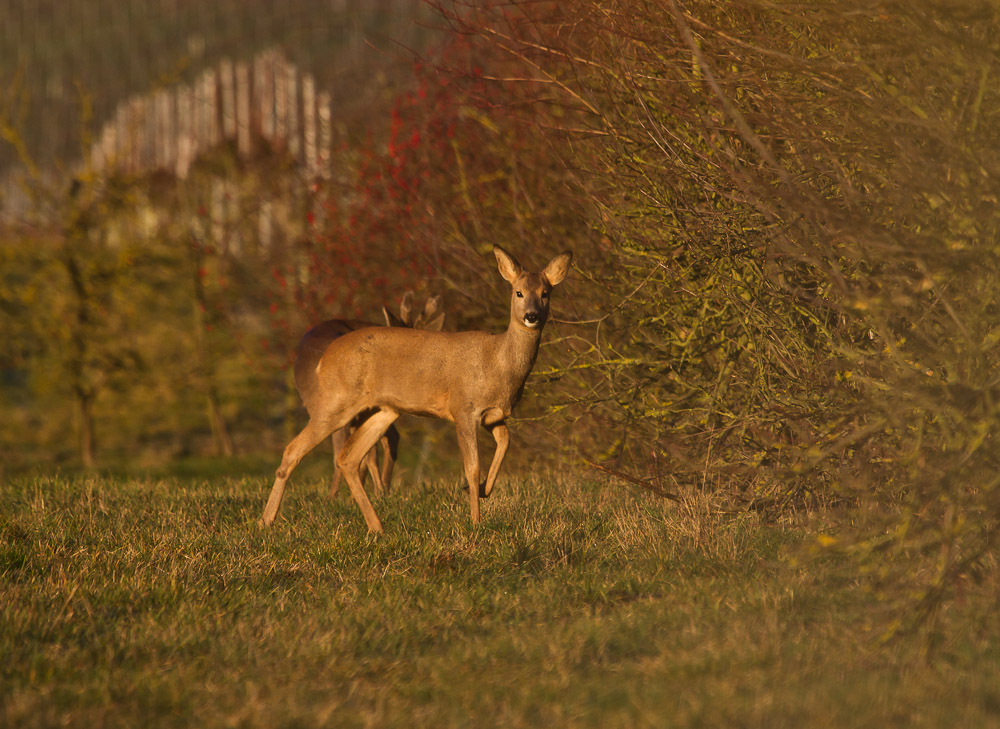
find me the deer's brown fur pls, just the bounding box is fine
[293,294,444,496]
[261,246,572,532]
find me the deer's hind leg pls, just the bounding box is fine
[262,417,338,526]
[379,425,401,494]
[330,427,348,498]
[333,421,386,498]
[362,443,385,496]
[337,409,399,533]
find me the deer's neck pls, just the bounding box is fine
[497,319,543,385]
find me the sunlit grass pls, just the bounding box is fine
[2,468,998,728]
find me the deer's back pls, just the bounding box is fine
[317,326,514,421]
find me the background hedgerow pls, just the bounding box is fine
[432,0,1000,625]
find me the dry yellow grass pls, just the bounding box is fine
[2,468,999,728]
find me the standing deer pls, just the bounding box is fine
[260,245,572,533]
[294,293,445,497]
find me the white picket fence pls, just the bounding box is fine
[90,49,332,181]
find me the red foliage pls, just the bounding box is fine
[295,33,550,328]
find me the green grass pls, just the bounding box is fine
[2,467,999,728]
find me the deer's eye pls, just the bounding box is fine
[541,291,549,299]
[516,291,523,298]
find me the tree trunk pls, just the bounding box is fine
[77,390,96,468]
[190,231,235,457]
[207,390,234,456]
[64,248,97,469]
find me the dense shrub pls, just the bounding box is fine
[430,0,1000,624]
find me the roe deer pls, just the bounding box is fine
[293,293,445,497]
[260,245,572,533]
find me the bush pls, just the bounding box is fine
[435,0,1000,625]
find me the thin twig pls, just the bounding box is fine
[586,459,681,501]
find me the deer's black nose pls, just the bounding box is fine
[524,312,540,325]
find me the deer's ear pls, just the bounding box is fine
[383,306,405,327]
[423,295,442,319]
[399,291,414,326]
[543,251,573,287]
[494,245,523,283]
[422,310,446,331]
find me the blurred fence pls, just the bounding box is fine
[90,49,332,181]
[0,0,438,173]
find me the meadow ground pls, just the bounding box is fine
[2,460,999,728]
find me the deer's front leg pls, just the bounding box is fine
[456,419,481,524]
[482,421,509,498]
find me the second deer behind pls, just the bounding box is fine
[293,292,445,497]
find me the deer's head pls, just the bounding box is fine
[383,292,446,331]
[495,245,573,332]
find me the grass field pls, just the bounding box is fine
[2,463,999,728]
